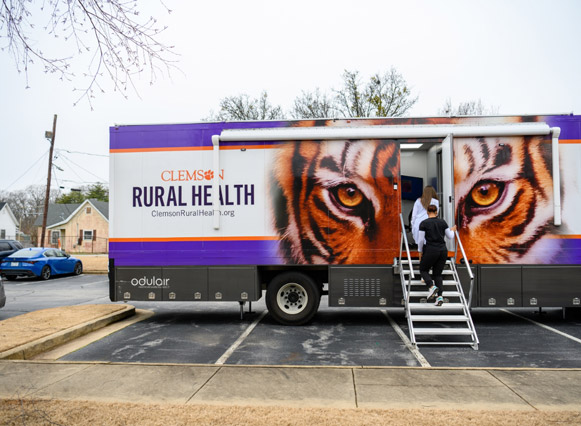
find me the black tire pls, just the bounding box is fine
[4,275,17,281]
[266,272,321,326]
[40,265,51,280]
[74,262,83,275]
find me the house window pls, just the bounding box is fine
[0,229,5,239]
[86,207,92,214]
[83,230,93,241]
[51,230,60,245]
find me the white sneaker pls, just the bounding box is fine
[427,286,438,300]
[434,296,444,306]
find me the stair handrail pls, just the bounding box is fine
[399,213,415,280]
[454,229,474,308]
[448,244,480,349]
[399,213,417,346]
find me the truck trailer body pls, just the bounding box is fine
[109,115,581,326]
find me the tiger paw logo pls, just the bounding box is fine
[204,170,214,180]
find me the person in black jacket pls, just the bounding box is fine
[417,204,457,306]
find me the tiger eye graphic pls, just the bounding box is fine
[471,182,501,207]
[336,185,364,208]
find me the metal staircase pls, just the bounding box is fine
[397,214,479,349]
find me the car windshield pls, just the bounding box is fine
[9,248,43,258]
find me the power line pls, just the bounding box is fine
[59,179,109,186]
[52,164,62,189]
[2,149,50,191]
[58,152,109,183]
[56,154,86,184]
[55,148,109,158]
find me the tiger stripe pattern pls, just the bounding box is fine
[454,135,555,264]
[271,139,400,264]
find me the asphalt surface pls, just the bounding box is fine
[0,274,110,319]
[1,274,581,412]
[1,274,580,368]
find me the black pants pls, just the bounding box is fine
[419,249,447,296]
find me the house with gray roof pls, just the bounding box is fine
[35,199,109,253]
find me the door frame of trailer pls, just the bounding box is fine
[400,135,454,250]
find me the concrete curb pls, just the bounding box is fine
[0,305,136,360]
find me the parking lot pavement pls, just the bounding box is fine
[396,308,581,368]
[0,274,111,321]
[2,275,581,368]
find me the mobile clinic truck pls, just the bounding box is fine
[109,115,581,346]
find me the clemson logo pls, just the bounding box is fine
[161,169,224,182]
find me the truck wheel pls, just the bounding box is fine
[40,266,51,280]
[266,272,321,325]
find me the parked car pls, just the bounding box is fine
[0,248,83,280]
[0,274,5,308]
[0,240,23,261]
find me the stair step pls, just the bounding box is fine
[413,328,475,336]
[404,270,454,275]
[408,302,465,311]
[407,280,458,286]
[399,250,480,349]
[402,260,455,265]
[410,315,469,322]
[405,280,458,287]
[409,291,461,298]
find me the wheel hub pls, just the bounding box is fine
[287,292,299,303]
[277,283,308,315]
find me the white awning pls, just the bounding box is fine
[217,123,551,142]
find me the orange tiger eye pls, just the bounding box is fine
[336,185,364,207]
[471,182,501,207]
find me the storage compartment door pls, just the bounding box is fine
[480,266,522,307]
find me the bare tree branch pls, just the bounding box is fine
[334,68,417,118]
[0,0,177,109]
[334,70,370,118]
[207,68,418,121]
[207,92,285,121]
[366,68,418,117]
[290,88,336,119]
[0,185,59,244]
[439,98,499,116]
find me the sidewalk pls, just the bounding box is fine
[0,304,580,423]
[1,359,581,411]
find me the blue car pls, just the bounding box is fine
[0,248,83,280]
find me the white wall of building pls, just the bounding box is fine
[0,205,18,240]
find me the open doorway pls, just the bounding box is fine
[400,136,455,250]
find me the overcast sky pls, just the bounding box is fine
[1,0,580,193]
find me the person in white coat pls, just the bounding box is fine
[411,185,439,245]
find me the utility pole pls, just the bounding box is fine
[40,114,57,247]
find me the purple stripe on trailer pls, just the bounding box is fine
[545,115,581,140]
[109,121,288,150]
[110,240,282,266]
